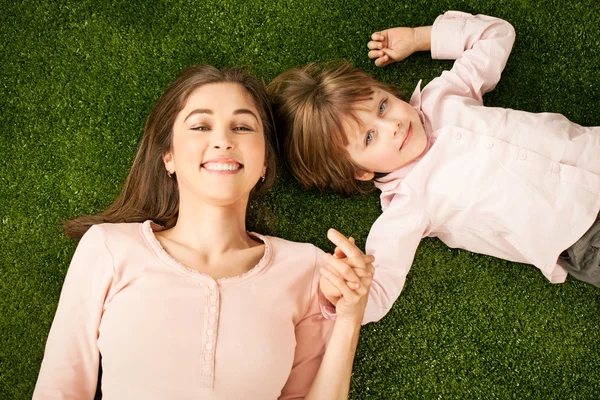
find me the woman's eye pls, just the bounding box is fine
[233,126,253,132]
[379,99,387,115]
[365,131,374,145]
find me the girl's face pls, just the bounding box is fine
[163,83,266,207]
[344,89,428,180]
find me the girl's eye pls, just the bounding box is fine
[379,99,387,115]
[191,126,209,131]
[233,126,253,132]
[365,131,374,145]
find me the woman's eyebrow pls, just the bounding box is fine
[183,108,259,123]
[233,109,259,122]
[184,109,212,122]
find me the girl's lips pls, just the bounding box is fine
[399,123,413,151]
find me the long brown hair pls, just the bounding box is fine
[268,62,403,197]
[65,64,278,240]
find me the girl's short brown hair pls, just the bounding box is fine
[268,62,402,197]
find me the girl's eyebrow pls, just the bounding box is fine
[184,108,258,123]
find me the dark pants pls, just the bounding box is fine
[561,214,600,287]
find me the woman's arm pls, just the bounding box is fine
[304,230,373,400]
[33,226,115,399]
[279,231,373,400]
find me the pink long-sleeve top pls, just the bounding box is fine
[362,11,600,324]
[33,221,334,399]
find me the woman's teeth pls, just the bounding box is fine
[204,163,240,171]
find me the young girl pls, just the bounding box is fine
[268,11,600,324]
[33,64,375,399]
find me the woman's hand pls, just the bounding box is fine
[367,26,432,67]
[319,229,375,323]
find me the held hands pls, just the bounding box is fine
[319,229,375,322]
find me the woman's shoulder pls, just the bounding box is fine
[80,221,148,251]
[257,234,324,271]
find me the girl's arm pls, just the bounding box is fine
[33,226,115,399]
[429,11,516,102]
[317,199,426,325]
[369,11,515,103]
[362,195,428,324]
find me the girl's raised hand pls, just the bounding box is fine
[367,27,417,67]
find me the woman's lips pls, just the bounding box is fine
[399,123,413,150]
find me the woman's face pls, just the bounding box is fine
[164,83,266,208]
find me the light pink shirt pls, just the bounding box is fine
[33,221,334,399]
[363,11,600,323]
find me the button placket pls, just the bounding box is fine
[198,280,219,388]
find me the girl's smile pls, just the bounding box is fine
[344,89,428,181]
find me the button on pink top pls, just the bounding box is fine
[363,11,600,324]
[33,221,334,399]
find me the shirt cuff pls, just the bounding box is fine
[318,288,337,320]
[431,10,470,60]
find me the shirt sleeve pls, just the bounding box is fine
[362,195,428,324]
[279,247,335,399]
[429,11,516,103]
[33,225,115,399]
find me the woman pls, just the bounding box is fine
[33,65,374,399]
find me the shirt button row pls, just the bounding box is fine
[204,353,213,361]
[203,365,211,372]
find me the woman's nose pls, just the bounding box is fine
[211,128,235,149]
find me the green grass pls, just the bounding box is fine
[1,0,599,398]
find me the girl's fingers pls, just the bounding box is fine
[368,50,383,59]
[367,41,382,50]
[371,31,385,41]
[353,267,373,279]
[323,253,364,283]
[320,267,361,301]
[333,246,345,259]
[367,262,375,275]
[327,229,366,269]
[374,54,390,67]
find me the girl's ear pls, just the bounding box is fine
[163,151,175,174]
[354,170,375,181]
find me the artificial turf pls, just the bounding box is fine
[1,0,599,398]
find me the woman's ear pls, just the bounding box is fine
[354,170,375,181]
[163,151,175,174]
